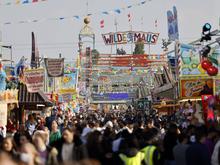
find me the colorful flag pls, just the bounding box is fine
[22,0,29,4]
[114,9,121,14]
[155,19,157,28]
[102,11,109,15]
[15,0,20,4]
[73,16,80,19]
[128,13,131,22]
[100,19,104,28]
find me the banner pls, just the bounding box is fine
[102,31,159,45]
[59,89,76,94]
[92,93,132,101]
[45,58,64,77]
[61,73,77,89]
[167,6,179,41]
[58,89,76,103]
[24,68,44,93]
[0,89,18,103]
[180,78,213,99]
[0,103,8,126]
[64,63,77,74]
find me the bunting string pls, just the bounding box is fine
[2,0,151,25]
[0,0,47,6]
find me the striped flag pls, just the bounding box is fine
[128,13,131,22]
[100,20,104,28]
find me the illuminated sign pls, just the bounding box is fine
[102,31,159,45]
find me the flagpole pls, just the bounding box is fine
[129,13,133,54]
[114,17,118,53]
[130,24,133,54]
[86,0,89,15]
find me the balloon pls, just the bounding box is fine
[207,66,218,76]
[198,64,206,74]
[201,60,212,70]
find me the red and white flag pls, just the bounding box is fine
[128,13,131,22]
[100,20,104,28]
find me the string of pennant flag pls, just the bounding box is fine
[2,0,151,25]
[0,0,47,6]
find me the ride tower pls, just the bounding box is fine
[78,17,95,105]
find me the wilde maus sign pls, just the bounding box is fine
[102,31,159,45]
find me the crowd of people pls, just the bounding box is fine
[0,102,220,165]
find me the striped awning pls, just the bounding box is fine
[18,83,53,110]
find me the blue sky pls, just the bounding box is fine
[0,0,219,63]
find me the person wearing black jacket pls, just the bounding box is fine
[163,123,178,165]
[186,125,211,165]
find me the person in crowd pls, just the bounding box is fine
[163,123,179,165]
[203,127,217,160]
[32,131,58,165]
[1,137,18,160]
[13,131,32,152]
[0,152,17,165]
[112,129,130,153]
[20,142,41,165]
[211,131,220,165]
[49,120,61,147]
[54,127,82,163]
[141,128,161,165]
[173,133,189,165]
[186,125,211,165]
[80,122,92,144]
[60,118,71,133]
[84,131,104,162]
[118,133,145,165]
[26,114,37,136]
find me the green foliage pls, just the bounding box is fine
[92,49,100,65]
[133,39,145,55]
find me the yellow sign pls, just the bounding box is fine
[58,89,76,94]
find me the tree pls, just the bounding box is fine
[91,49,100,65]
[133,39,145,54]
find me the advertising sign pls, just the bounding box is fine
[179,44,220,76]
[180,78,213,99]
[24,68,44,93]
[102,31,159,45]
[45,58,64,77]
